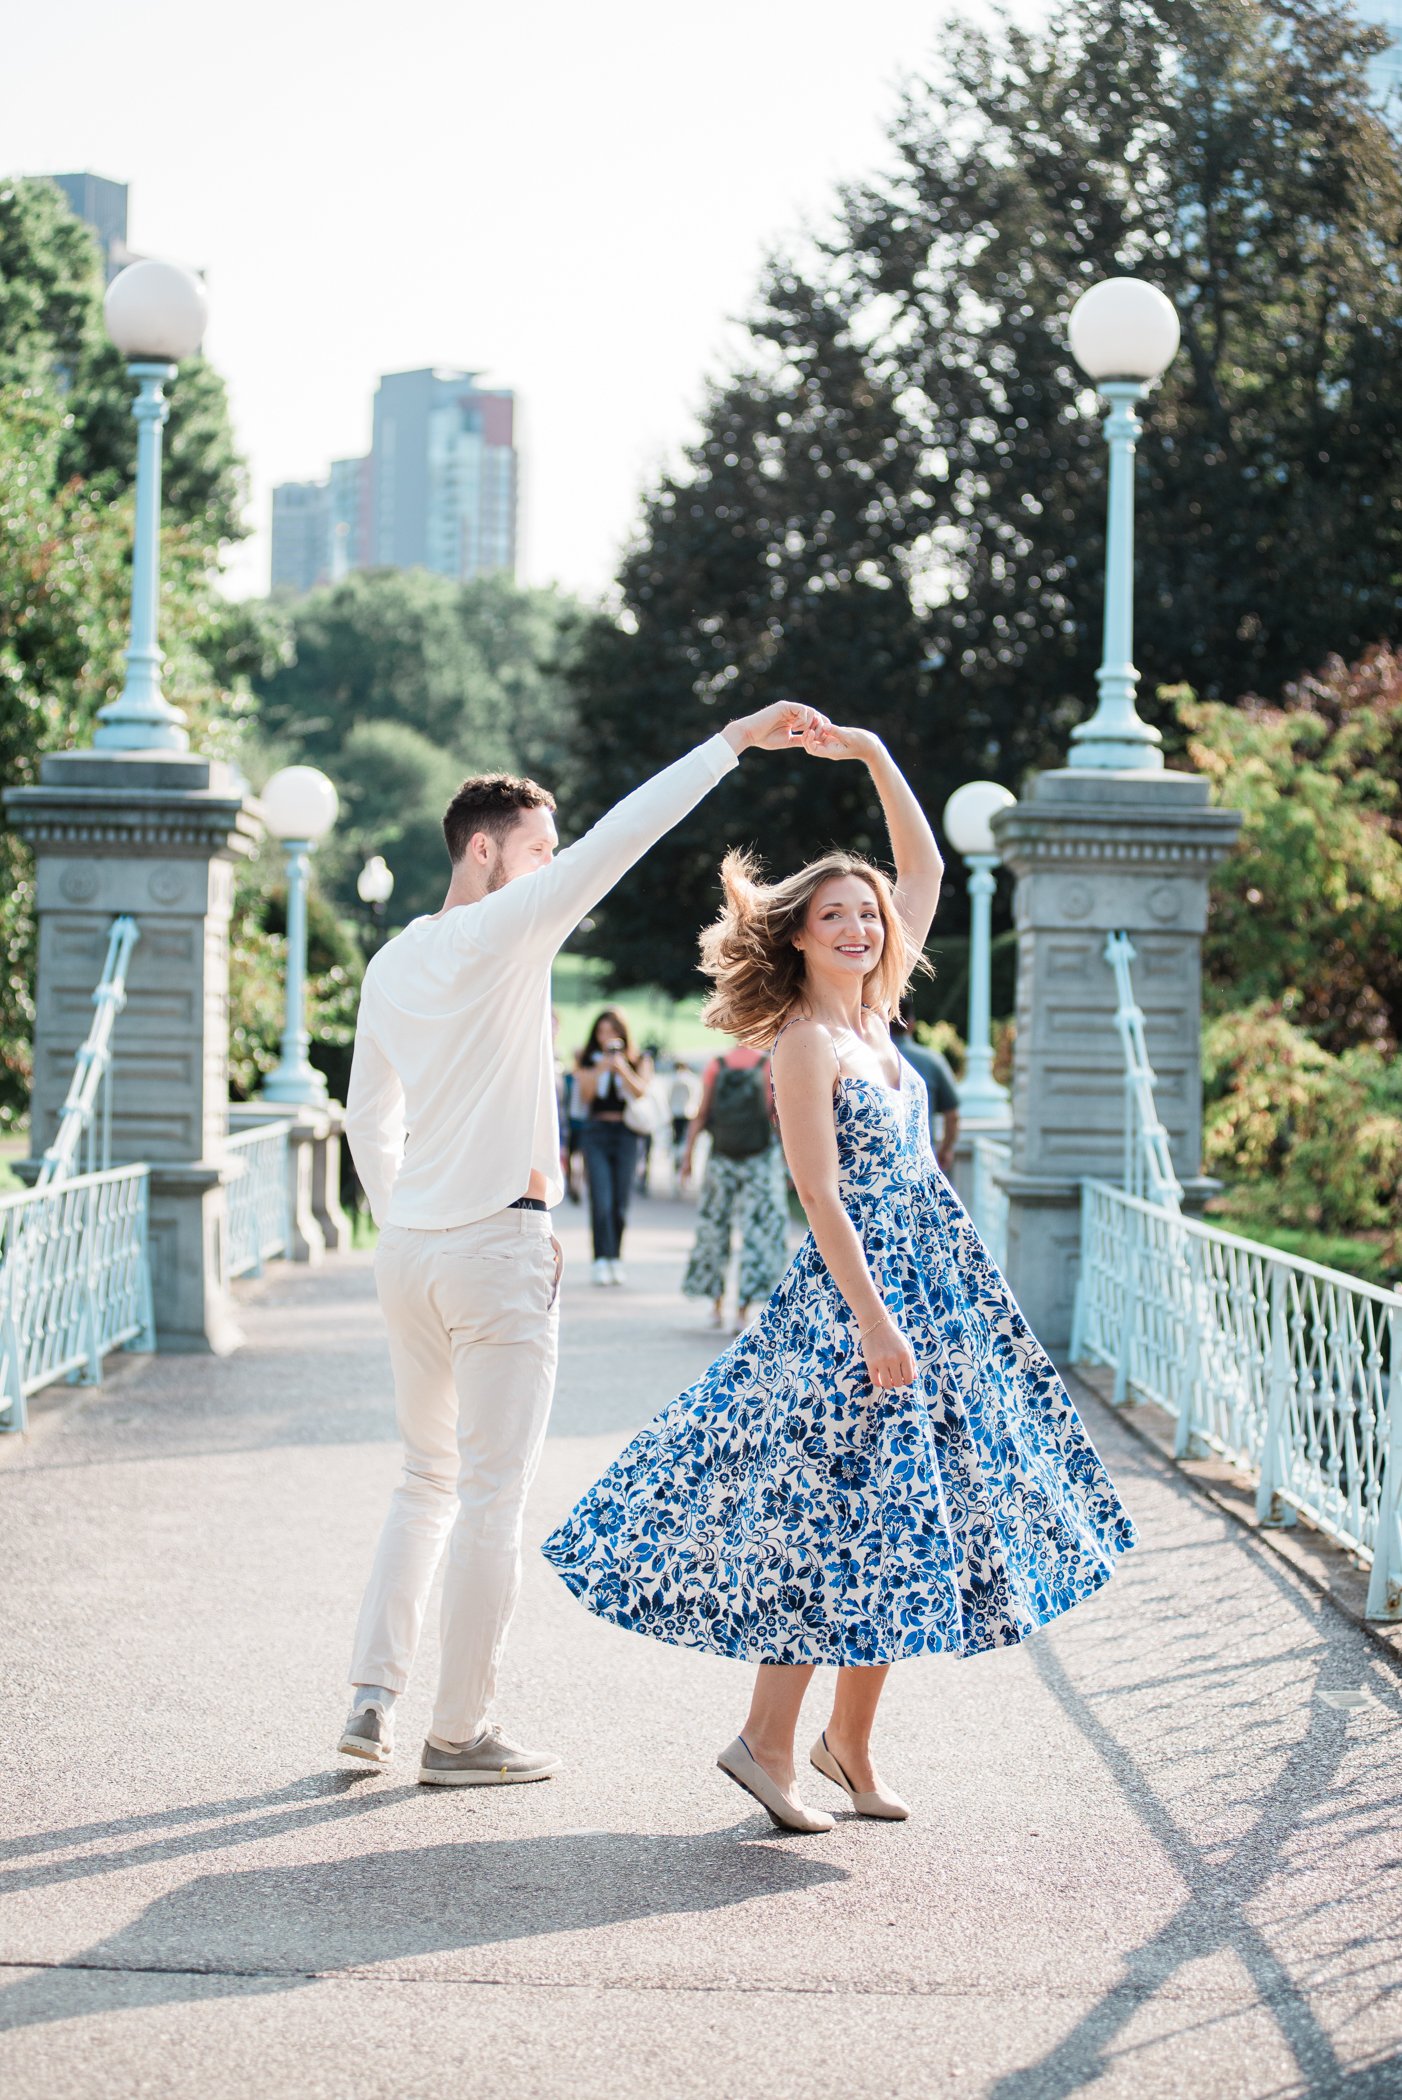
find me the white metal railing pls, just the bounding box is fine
[0,1164,155,1435]
[225,1122,291,1279]
[1072,1178,1402,1617]
[1103,931,1182,1211]
[967,1134,1011,1272]
[37,916,140,1188]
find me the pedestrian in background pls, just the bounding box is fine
[890,1002,960,1174]
[668,1058,702,1179]
[576,1007,654,1285]
[680,1041,788,1329]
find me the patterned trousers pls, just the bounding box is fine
[682,1145,790,1306]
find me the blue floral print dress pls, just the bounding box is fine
[542,1056,1135,1665]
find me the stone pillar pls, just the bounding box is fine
[5,749,260,1353]
[991,768,1240,1353]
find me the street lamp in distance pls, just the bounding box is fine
[1066,275,1181,773]
[260,766,340,1107]
[356,854,395,953]
[942,780,1017,1126]
[94,260,209,756]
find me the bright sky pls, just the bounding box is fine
[9,0,1033,604]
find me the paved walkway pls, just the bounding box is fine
[3,1197,1402,2099]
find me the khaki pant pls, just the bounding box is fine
[350,1208,560,1742]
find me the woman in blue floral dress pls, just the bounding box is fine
[542,722,1135,1833]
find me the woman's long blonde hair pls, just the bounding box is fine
[698,849,925,1048]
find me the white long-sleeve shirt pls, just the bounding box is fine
[344,734,738,1229]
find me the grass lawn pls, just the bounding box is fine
[0,1128,27,1195]
[551,954,717,1062]
[1208,1210,1397,1289]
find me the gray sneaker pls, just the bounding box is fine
[338,1700,394,1765]
[418,1727,560,1787]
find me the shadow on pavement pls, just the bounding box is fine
[985,1455,1402,2100]
[0,1829,846,2033]
[0,1773,408,1893]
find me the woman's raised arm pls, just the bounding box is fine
[804,724,943,951]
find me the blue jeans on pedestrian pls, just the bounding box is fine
[581,1120,641,1261]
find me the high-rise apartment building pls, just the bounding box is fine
[270,367,518,598]
[270,482,333,596]
[49,172,138,281]
[370,368,516,578]
[1360,0,1402,101]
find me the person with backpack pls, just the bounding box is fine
[680,1041,788,1330]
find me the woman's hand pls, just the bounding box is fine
[860,1313,916,1393]
[804,721,883,765]
[724,699,830,753]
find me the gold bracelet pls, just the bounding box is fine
[859,1313,892,1342]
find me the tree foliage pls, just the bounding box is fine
[252,570,583,923]
[0,177,247,547]
[1177,647,1402,1054]
[1203,1001,1402,1250]
[0,387,265,1129]
[566,0,1402,995]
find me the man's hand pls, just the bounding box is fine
[722,699,827,754]
[803,721,883,764]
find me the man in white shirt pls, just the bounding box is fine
[339,699,822,1785]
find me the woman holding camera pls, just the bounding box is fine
[575,1007,654,1286]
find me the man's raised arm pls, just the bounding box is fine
[465,702,822,960]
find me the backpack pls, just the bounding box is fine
[706,1060,772,1159]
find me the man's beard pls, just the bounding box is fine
[485,857,507,894]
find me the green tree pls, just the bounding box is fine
[252,569,583,921]
[568,0,1402,994]
[0,388,265,1129]
[0,177,247,547]
[1202,1000,1402,1253]
[1176,646,1402,1053]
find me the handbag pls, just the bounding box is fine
[623,1085,665,1138]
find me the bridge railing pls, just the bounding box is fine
[225,1121,291,1279]
[0,1164,155,1435]
[1072,1177,1402,1617]
[967,1134,1011,1273]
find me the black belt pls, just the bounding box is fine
[509,1196,548,1212]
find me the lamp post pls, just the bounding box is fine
[1066,276,1181,772]
[260,766,340,1106]
[94,260,209,754]
[356,854,395,954]
[942,780,1017,1124]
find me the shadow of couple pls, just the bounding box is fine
[0,1805,848,2034]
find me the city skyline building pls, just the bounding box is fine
[270,481,332,596]
[49,171,140,280]
[1361,0,1402,102]
[270,367,518,598]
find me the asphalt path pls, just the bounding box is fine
[3,1193,1401,2098]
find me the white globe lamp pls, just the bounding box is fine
[260,767,340,1107]
[943,781,1017,860]
[103,260,208,363]
[356,854,395,907]
[1065,276,1181,771]
[1068,277,1180,384]
[942,781,1017,1126]
[92,261,211,754]
[261,766,340,844]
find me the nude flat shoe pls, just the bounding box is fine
[810,1731,911,1821]
[716,1735,835,1835]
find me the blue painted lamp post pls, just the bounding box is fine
[1066,276,1181,772]
[260,766,340,1107]
[94,260,209,754]
[942,780,1017,1126]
